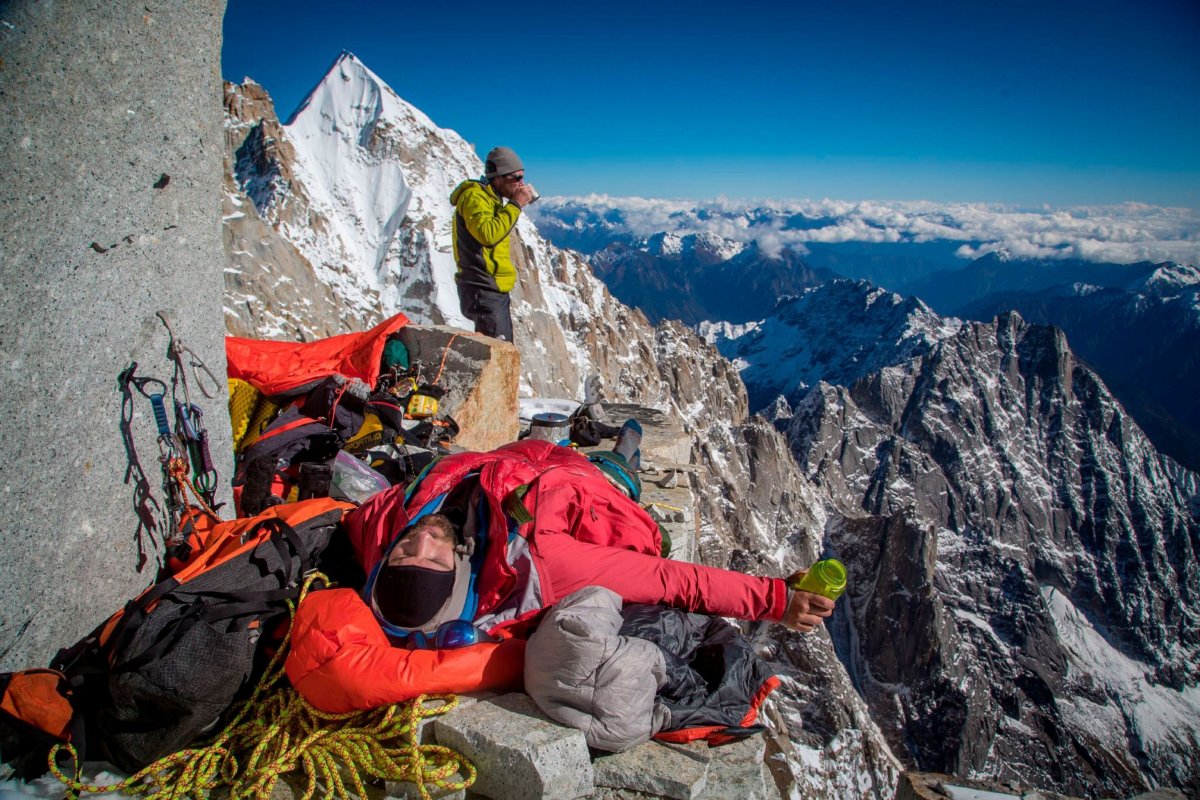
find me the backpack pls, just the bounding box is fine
[232,377,449,517]
[49,497,353,773]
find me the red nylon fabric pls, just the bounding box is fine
[0,669,73,740]
[225,313,409,396]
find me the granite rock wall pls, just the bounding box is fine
[0,0,232,670]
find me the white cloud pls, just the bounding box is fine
[536,196,1200,266]
[755,230,785,258]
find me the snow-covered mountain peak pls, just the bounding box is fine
[711,280,962,412]
[689,230,745,261]
[646,231,683,256]
[640,230,745,262]
[287,51,454,154]
[696,318,760,345]
[226,50,492,334]
[1132,261,1200,297]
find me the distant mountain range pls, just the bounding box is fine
[535,204,1200,472]
[591,233,835,324]
[896,252,1194,315]
[531,195,1200,287]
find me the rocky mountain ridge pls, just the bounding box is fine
[958,272,1200,472]
[771,304,1200,797]
[704,280,963,414]
[708,279,1200,795]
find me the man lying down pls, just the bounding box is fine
[285,440,835,751]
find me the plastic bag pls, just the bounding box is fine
[331,450,390,503]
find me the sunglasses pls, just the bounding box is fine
[403,619,492,650]
[502,172,525,182]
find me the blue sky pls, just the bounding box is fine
[222,0,1200,208]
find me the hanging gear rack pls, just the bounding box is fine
[156,312,221,509]
[119,363,189,542]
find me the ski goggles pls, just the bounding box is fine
[402,619,492,650]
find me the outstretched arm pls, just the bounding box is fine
[532,532,790,623]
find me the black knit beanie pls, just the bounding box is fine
[374,564,456,629]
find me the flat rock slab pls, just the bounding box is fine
[592,740,708,800]
[601,403,690,466]
[399,325,519,452]
[430,693,592,800]
[686,736,778,800]
[897,772,1093,800]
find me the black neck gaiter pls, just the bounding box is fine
[374,563,455,628]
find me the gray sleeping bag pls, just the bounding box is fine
[524,586,671,752]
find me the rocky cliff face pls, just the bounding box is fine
[0,0,232,672]
[222,53,901,798]
[959,268,1200,472]
[783,310,1200,797]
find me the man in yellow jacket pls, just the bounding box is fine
[449,147,536,342]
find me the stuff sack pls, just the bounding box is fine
[0,668,79,780]
[52,498,353,773]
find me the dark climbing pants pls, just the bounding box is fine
[456,281,513,342]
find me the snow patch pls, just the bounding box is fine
[1043,586,1200,754]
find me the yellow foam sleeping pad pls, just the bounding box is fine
[228,378,285,454]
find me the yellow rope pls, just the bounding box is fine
[48,573,475,800]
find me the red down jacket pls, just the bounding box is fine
[285,440,790,712]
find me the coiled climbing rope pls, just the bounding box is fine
[48,574,475,800]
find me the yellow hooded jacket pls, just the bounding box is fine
[450,179,522,293]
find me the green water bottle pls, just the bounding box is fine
[790,558,847,600]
